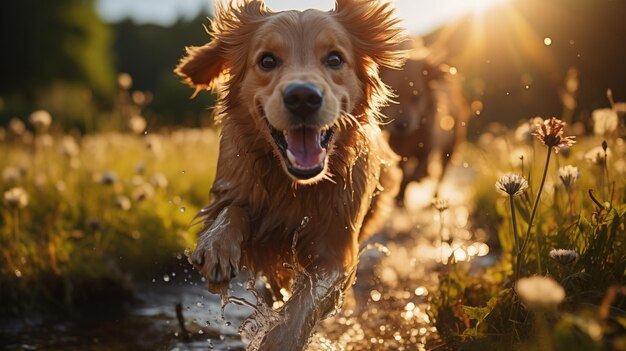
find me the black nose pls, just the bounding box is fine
[283,83,323,116]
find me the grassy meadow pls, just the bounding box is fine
[1,82,625,350]
[0,98,220,314]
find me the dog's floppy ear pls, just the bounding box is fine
[175,0,270,96]
[333,0,407,69]
[175,40,227,95]
[333,0,408,117]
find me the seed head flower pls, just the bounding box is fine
[495,173,529,196]
[592,108,618,135]
[128,115,147,134]
[432,198,449,212]
[514,123,532,143]
[2,166,21,184]
[532,117,576,153]
[4,187,29,208]
[100,171,118,186]
[558,165,581,188]
[549,249,579,266]
[150,173,169,189]
[61,136,80,158]
[132,183,155,202]
[29,110,52,132]
[516,275,565,311]
[584,146,609,166]
[9,118,26,136]
[115,196,131,211]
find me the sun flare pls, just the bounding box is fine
[470,0,508,14]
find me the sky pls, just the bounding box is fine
[96,0,507,35]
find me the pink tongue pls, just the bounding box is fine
[286,127,324,168]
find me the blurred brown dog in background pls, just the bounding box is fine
[380,43,469,205]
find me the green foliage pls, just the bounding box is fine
[0,0,115,97]
[432,121,626,350]
[0,126,218,315]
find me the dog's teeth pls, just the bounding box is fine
[286,149,298,165]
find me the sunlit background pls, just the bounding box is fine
[1,0,625,350]
[96,0,508,34]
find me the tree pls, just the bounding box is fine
[0,0,115,98]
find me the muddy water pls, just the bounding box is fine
[1,165,494,350]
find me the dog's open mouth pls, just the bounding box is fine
[268,122,336,180]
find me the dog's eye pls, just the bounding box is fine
[259,53,278,71]
[325,52,343,69]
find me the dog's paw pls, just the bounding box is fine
[191,228,242,285]
[189,207,248,286]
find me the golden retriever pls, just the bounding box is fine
[380,52,469,204]
[175,0,405,348]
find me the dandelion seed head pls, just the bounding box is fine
[150,173,169,189]
[495,173,529,196]
[532,117,576,153]
[592,108,618,135]
[549,249,578,266]
[28,110,52,131]
[115,196,131,211]
[558,165,581,188]
[61,136,80,158]
[516,276,565,311]
[9,118,26,136]
[128,115,147,135]
[514,123,532,143]
[584,146,609,165]
[4,187,29,208]
[132,183,155,202]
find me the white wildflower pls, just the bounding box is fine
[495,173,529,196]
[584,146,609,165]
[128,115,147,134]
[28,110,52,132]
[4,187,29,208]
[592,108,618,135]
[115,196,131,211]
[558,165,581,188]
[549,249,578,266]
[516,276,565,311]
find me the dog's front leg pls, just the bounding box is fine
[190,206,249,287]
[258,262,350,351]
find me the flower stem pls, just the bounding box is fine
[509,195,521,283]
[519,147,552,276]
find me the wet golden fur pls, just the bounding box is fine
[175,0,405,348]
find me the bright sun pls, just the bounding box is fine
[470,0,508,14]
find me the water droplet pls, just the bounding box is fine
[144,131,148,135]
[163,274,170,282]
[180,207,186,213]
[544,37,552,46]
[181,170,186,174]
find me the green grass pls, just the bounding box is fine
[0,128,218,315]
[431,119,626,350]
